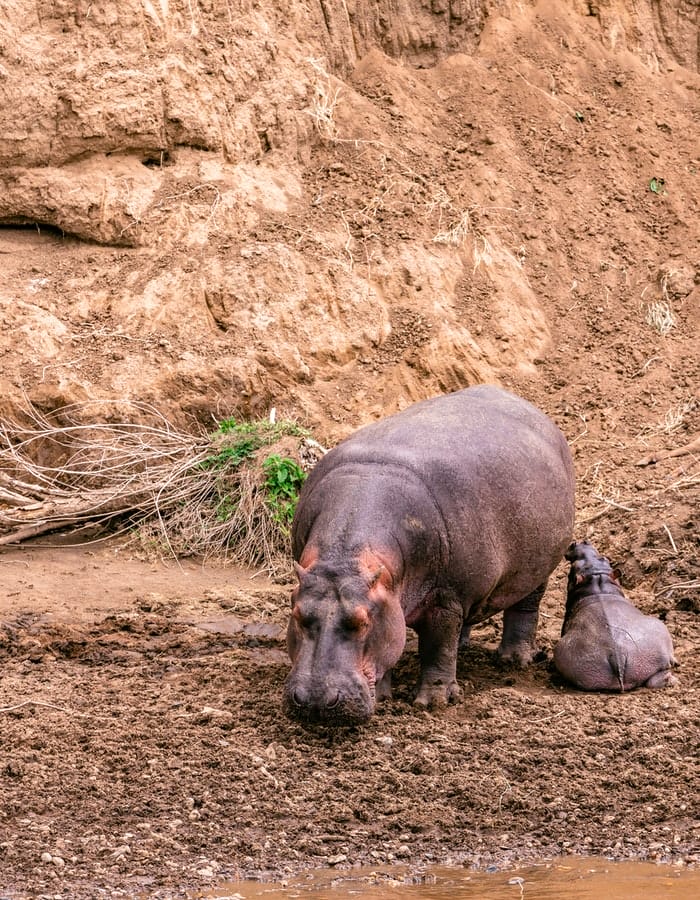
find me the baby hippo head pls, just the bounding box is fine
[565,540,618,594]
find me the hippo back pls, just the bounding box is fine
[294,385,575,611]
[554,597,677,691]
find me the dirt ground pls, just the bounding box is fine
[0,537,697,899]
[1,0,699,897]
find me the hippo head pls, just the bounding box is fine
[562,541,623,628]
[284,552,406,726]
[565,540,617,592]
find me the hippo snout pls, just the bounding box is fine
[283,674,375,725]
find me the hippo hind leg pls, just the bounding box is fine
[644,668,678,689]
[498,583,546,667]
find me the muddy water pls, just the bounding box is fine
[201,859,699,899]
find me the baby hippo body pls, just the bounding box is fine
[554,541,677,691]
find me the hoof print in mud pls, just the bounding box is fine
[284,385,576,726]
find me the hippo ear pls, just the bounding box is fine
[611,568,622,583]
[575,573,586,585]
[368,566,385,588]
[293,561,309,582]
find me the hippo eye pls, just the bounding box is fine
[341,609,370,633]
[292,606,317,632]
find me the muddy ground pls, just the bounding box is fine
[1,0,699,897]
[0,533,697,898]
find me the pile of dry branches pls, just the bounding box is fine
[0,401,323,575]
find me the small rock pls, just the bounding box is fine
[327,853,347,865]
[41,852,53,864]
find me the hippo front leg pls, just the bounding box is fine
[499,583,545,666]
[375,669,393,702]
[414,594,463,709]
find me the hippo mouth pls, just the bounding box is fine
[283,681,375,727]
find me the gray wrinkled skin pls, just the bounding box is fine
[554,541,678,692]
[285,385,576,725]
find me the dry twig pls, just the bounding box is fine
[0,699,85,716]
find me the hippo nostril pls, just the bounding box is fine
[325,692,341,709]
[291,690,305,707]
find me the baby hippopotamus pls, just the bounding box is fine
[554,541,678,691]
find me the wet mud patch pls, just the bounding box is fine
[0,547,697,898]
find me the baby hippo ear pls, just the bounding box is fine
[611,567,622,583]
[575,573,586,585]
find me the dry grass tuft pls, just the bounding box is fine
[645,299,675,335]
[432,210,473,247]
[305,58,342,141]
[0,402,324,575]
[658,399,697,433]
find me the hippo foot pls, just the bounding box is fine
[413,679,462,710]
[645,669,678,689]
[497,642,536,668]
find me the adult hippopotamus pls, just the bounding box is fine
[284,384,576,725]
[553,541,678,691]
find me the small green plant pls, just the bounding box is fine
[202,436,258,469]
[201,417,311,557]
[216,417,255,435]
[202,418,309,471]
[213,417,309,442]
[262,454,307,531]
